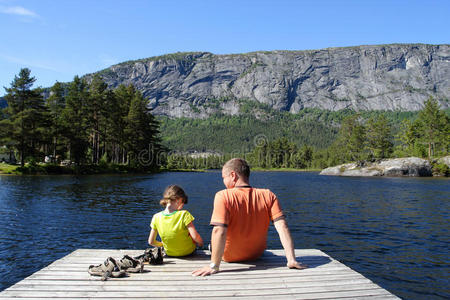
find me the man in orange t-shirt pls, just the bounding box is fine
[192,158,307,276]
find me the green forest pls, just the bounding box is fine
[0,68,162,173]
[160,100,449,171]
[0,68,449,174]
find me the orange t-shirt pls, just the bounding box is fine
[210,187,284,262]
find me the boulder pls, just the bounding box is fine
[320,157,432,177]
[432,156,450,176]
[437,156,450,167]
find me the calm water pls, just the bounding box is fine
[0,172,449,299]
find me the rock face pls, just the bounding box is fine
[87,44,450,118]
[319,157,433,177]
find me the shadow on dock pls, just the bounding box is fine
[177,250,332,273]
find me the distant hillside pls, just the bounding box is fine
[157,106,426,152]
[0,98,6,109]
[86,44,450,118]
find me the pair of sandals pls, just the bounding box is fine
[88,247,164,281]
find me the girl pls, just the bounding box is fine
[148,185,203,256]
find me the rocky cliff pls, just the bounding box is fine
[87,44,449,118]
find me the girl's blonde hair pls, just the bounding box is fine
[160,185,188,206]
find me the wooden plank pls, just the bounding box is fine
[11,274,370,286]
[38,264,335,270]
[31,264,353,275]
[0,285,391,298]
[23,271,370,283]
[24,269,375,281]
[55,254,329,262]
[37,263,346,272]
[0,249,399,299]
[43,255,337,264]
[0,290,302,298]
[61,249,329,260]
[3,280,375,292]
[7,276,375,290]
[42,255,338,265]
[66,249,329,260]
[25,270,358,282]
[293,290,395,300]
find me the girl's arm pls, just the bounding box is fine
[187,222,204,247]
[148,228,163,247]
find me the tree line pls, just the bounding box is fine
[329,97,449,165]
[158,103,435,156]
[157,110,337,153]
[164,97,449,170]
[0,68,162,169]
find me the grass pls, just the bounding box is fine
[0,163,19,174]
[0,163,159,175]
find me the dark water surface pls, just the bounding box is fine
[0,172,449,299]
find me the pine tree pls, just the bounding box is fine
[0,106,16,163]
[365,115,393,159]
[110,84,135,163]
[297,144,313,168]
[124,91,161,168]
[46,82,66,159]
[332,114,366,163]
[61,76,89,165]
[395,119,424,157]
[86,75,109,164]
[415,97,449,158]
[2,68,48,166]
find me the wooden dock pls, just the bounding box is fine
[0,249,399,299]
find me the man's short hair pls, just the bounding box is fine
[223,158,250,179]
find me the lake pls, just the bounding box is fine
[0,171,448,299]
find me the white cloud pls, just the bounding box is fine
[0,5,38,17]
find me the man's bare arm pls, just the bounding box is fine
[192,225,227,276]
[274,217,307,269]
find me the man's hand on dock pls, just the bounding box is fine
[192,266,219,277]
[287,260,308,270]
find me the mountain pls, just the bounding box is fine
[0,98,6,109]
[86,44,450,118]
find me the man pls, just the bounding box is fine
[192,158,307,276]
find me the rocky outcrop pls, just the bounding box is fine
[86,44,450,118]
[437,156,450,167]
[320,157,433,177]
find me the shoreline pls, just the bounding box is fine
[1,161,447,177]
[0,164,320,175]
[0,164,209,176]
[0,163,158,176]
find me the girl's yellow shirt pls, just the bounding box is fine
[150,210,196,256]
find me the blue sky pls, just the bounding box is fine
[1,0,449,94]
